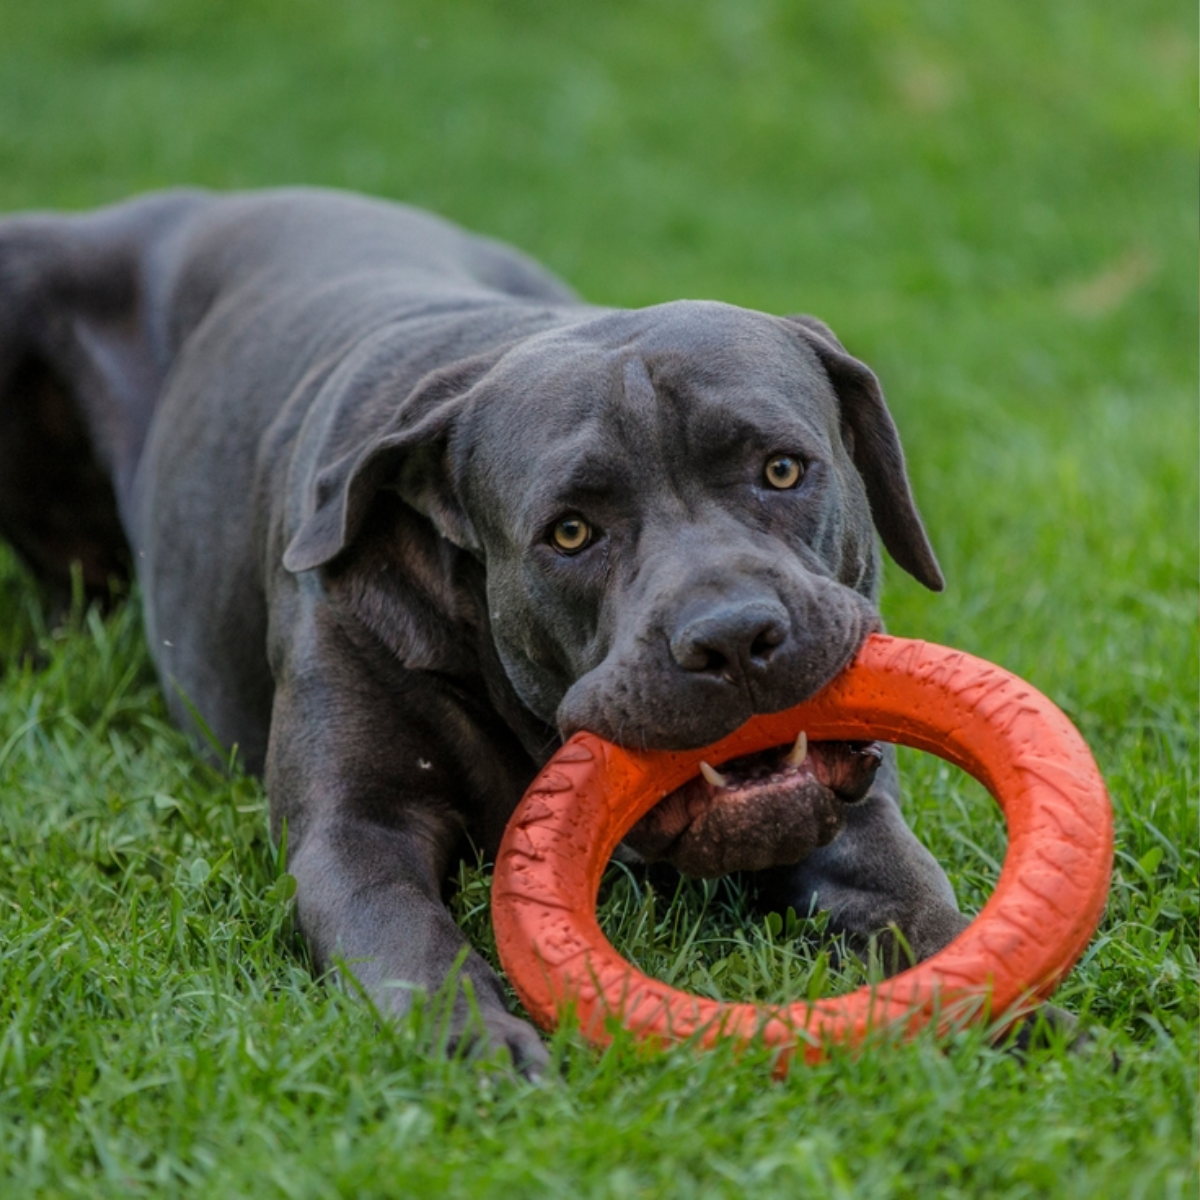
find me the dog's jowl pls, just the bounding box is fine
[0,189,970,1072]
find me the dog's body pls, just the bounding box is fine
[0,189,969,1071]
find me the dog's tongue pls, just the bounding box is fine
[620,739,883,878]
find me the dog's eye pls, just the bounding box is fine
[764,454,804,489]
[550,515,593,554]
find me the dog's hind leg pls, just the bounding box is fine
[0,350,130,598]
[0,192,207,597]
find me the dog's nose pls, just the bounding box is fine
[670,602,790,677]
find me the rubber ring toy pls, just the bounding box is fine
[492,634,1113,1068]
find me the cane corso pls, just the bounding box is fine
[0,189,971,1072]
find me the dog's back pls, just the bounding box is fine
[0,188,576,584]
[0,189,579,764]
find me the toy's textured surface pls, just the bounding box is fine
[492,634,1113,1066]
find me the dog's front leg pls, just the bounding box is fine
[285,811,548,1073]
[762,747,1087,1048]
[264,619,549,1076]
[760,747,970,969]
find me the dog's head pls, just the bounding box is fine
[284,301,942,873]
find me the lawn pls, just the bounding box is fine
[0,1,1196,1196]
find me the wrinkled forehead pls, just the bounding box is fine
[458,301,841,517]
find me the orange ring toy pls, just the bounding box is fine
[492,634,1113,1068]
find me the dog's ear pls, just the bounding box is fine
[787,315,945,592]
[282,353,497,573]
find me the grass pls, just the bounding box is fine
[0,0,1196,1195]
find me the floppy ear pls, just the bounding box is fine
[282,353,497,573]
[788,315,945,592]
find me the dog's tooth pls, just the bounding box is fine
[785,730,808,769]
[699,760,730,789]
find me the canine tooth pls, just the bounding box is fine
[785,730,808,768]
[699,760,730,789]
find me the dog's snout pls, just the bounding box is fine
[670,603,790,677]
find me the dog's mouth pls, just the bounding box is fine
[620,735,883,878]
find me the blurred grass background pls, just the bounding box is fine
[0,1,1196,1196]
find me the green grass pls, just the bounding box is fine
[0,0,1196,1195]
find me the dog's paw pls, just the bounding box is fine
[996,1004,1115,1067]
[446,1007,551,1080]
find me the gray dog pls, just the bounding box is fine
[0,189,971,1072]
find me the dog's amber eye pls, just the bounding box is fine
[764,454,804,489]
[551,516,592,554]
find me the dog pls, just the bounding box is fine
[0,188,971,1073]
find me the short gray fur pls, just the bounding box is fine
[0,189,973,1074]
